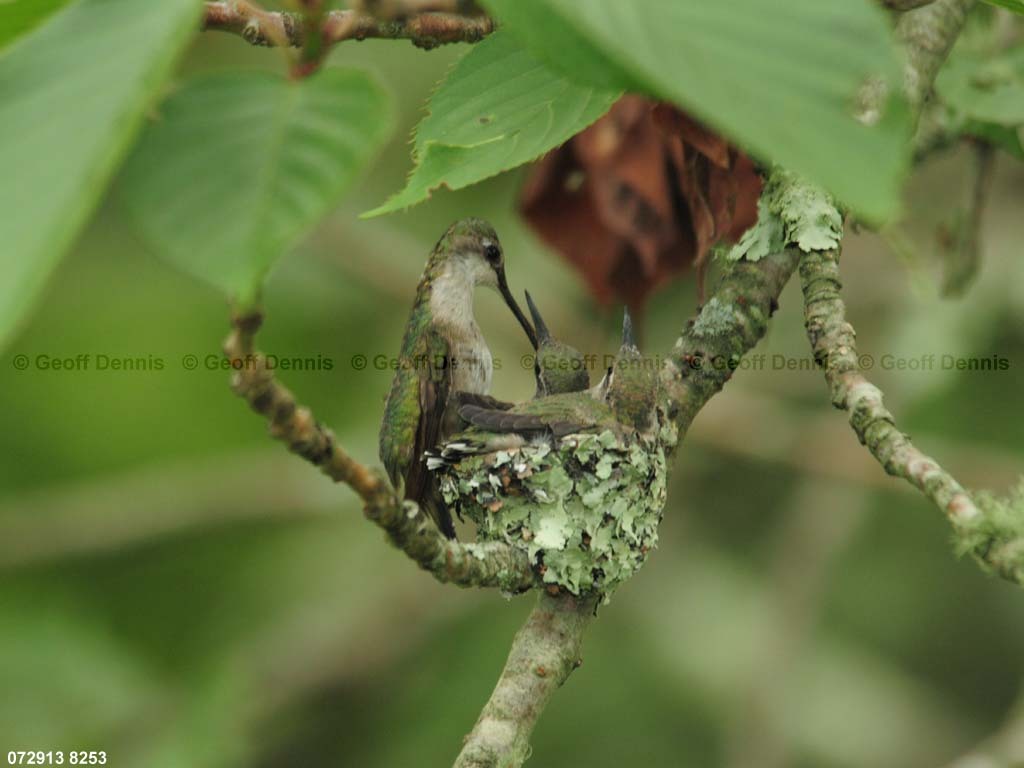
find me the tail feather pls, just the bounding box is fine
[423,434,528,470]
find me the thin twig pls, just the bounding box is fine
[940,139,996,297]
[791,0,986,544]
[203,1,494,50]
[223,309,534,592]
[799,249,980,524]
[454,591,598,768]
[800,249,1024,586]
[353,0,486,17]
[292,0,329,78]
[898,0,976,117]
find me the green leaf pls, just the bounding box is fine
[0,0,73,49]
[0,0,200,353]
[363,30,618,217]
[936,47,1024,126]
[121,69,394,302]
[936,45,1024,157]
[482,0,909,222]
[981,0,1024,14]
[964,121,1024,159]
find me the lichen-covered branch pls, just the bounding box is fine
[790,0,1024,587]
[223,309,533,592]
[799,251,1024,585]
[897,0,975,116]
[663,249,799,445]
[454,591,598,768]
[202,1,494,50]
[799,251,980,525]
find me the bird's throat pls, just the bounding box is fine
[430,265,493,395]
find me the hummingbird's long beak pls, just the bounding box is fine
[524,290,551,345]
[497,269,538,349]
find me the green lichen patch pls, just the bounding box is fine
[774,171,843,253]
[726,196,784,262]
[725,168,842,261]
[690,297,740,338]
[956,478,1024,585]
[438,428,672,597]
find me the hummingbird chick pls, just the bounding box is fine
[426,308,673,597]
[429,306,658,465]
[379,218,536,539]
[524,290,590,399]
[425,291,590,468]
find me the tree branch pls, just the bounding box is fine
[799,252,1024,585]
[223,309,533,592]
[353,0,486,17]
[664,249,801,445]
[202,1,494,50]
[940,139,996,297]
[799,250,980,524]
[454,591,598,768]
[790,0,1024,587]
[898,0,976,116]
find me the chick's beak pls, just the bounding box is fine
[497,268,538,349]
[524,290,552,345]
[621,306,638,351]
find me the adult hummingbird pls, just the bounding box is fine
[424,291,591,471]
[379,218,537,539]
[430,308,659,462]
[427,309,670,598]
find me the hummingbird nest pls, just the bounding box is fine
[438,419,678,597]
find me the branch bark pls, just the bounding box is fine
[664,249,801,445]
[897,0,976,116]
[203,1,494,50]
[223,309,533,592]
[791,0,1024,583]
[353,0,486,17]
[940,139,996,297]
[799,250,980,524]
[454,591,598,768]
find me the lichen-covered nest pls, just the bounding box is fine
[438,423,677,597]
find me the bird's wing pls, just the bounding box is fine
[407,329,456,537]
[454,392,515,411]
[459,404,549,433]
[458,401,594,438]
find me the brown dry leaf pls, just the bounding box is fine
[519,95,761,313]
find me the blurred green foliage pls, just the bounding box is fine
[1,10,1024,768]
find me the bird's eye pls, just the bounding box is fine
[484,244,501,264]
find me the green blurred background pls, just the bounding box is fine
[2,26,1024,768]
